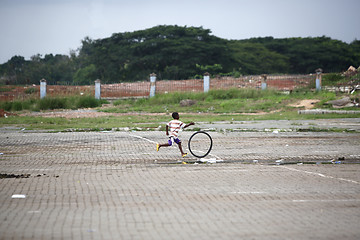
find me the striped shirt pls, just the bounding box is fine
[167,119,185,138]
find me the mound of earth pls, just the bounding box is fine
[288,99,320,109]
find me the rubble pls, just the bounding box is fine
[343,66,359,77]
[325,97,356,108]
[0,109,17,118]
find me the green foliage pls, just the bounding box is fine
[24,87,38,94]
[73,64,97,85]
[1,26,360,84]
[1,89,359,132]
[38,97,68,110]
[75,95,101,108]
[195,64,223,76]
[0,96,102,111]
[323,73,344,82]
[77,25,230,81]
[228,41,289,74]
[0,86,15,92]
[322,73,345,86]
[244,36,356,73]
[110,88,340,114]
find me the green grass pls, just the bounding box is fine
[1,88,359,132]
[1,111,359,132]
[322,72,360,86]
[107,88,343,113]
[0,95,107,112]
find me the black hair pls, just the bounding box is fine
[172,112,179,119]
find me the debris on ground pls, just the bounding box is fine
[0,109,17,118]
[325,97,358,108]
[180,99,197,107]
[343,66,358,77]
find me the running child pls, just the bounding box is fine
[156,112,195,157]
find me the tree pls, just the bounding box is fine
[1,26,360,85]
[228,41,289,74]
[73,64,97,85]
[77,25,231,82]
[2,56,26,84]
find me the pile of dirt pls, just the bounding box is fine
[288,99,320,109]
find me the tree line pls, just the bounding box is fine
[1,25,359,85]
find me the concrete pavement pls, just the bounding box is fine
[0,127,360,239]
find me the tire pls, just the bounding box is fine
[188,131,213,158]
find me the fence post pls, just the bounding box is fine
[261,74,267,90]
[150,73,156,97]
[40,79,46,99]
[95,79,101,99]
[204,72,210,93]
[315,68,322,91]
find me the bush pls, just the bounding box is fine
[0,96,103,112]
[11,101,23,111]
[76,96,101,108]
[322,73,346,86]
[24,88,38,94]
[38,97,67,110]
[0,101,13,111]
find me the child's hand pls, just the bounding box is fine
[190,122,195,125]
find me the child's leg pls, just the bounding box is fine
[174,138,187,156]
[158,143,170,148]
[177,142,185,155]
[157,138,172,151]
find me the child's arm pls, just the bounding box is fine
[166,125,169,135]
[184,122,195,129]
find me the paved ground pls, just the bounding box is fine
[1,123,360,239]
[196,118,360,132]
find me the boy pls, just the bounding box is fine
[156,112,195,157]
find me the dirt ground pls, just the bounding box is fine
[288,99,320,109]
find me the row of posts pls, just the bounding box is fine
[39,73,212,99]
[39,70,323,99]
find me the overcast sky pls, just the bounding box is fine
[0,0,359,64]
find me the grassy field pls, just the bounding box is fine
[107,88,341,113]
[1,88,359,131]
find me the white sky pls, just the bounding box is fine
[0,0,359,64]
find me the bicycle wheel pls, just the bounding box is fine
[188,131,213,158]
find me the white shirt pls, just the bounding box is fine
[167,119,184,138]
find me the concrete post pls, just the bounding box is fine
[315,68,322,91]
[261,74,267,90]
[150,73,156,98]
[40,79,46,99]
[95,79,101,99]
[204,72,210,93]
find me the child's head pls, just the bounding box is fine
[172,112,179,119]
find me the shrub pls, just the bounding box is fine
[11,101,23,111]
[322,73,346,86]
[0,96,104,112]
[38,97,67,110]
[76,96,101,108]
[0,101,13,111]
[24,88,38,94]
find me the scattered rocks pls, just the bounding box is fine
[325,97,355,108]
